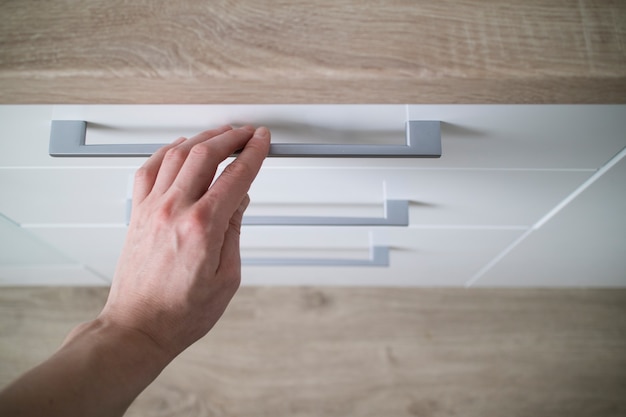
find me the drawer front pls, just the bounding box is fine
[474,154,626,287]
[0,169,133,224]
[408,105,626,169]
[0,167,590,227]
[1,105,625,169]
[20,227,126,282]
[0,265,105,286]
[0,212,106,286]
[23,226,524,287]
[248,168,592,227]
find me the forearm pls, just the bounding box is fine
[0,126,269,416]
[0,318,173,417]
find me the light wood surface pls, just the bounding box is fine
[1,0,624,103]
[1,287,625,416]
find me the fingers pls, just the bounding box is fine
[133,136,187,203]
[135,124,269,236]
[200,127,270,224]
[170,126,257,202]
[149,125,234,196]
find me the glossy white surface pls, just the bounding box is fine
[0,265,106,286]
[476,152,626,287]
[248,168,593,227]
[409,105,626,169]
[1,104,625,286]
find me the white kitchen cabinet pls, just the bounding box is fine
[248,168,592,227]
[0,265,105,286]
[0,213,106,286]
[408,105,626,169]
[0,169,133,225]
[1,105,624,286]
[21,226,524,286]
[17,227,126,283]
[476,155,626,287]
[0,167,591,227]
[239,227,525,286]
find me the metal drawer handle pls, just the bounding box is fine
[49,120,441,158]
[242,245,389,267]
[127,199,409,227]
[242,199,409,226]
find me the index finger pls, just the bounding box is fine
[199,126,270,224]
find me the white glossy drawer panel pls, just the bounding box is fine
[0,265,106,286]
[475,154,626,287]
[0,105,407,167]
[0,168,133,224]
[20,226,524,287]
[3,105,624,169]
[0,105,147,167]
[1,104,623,287]
[0,166,591,227]
[0,106,54,167]
[54,104,408,146]
[248,168,592,227]
[24,227,127,281]
[408,105,626,169]
[240,228,524,286]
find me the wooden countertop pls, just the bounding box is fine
[2,287,626,416]
[0,0,625,103]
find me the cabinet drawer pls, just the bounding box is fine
[0,166,590,227]
[0,168,133,224]
[407,105,626,169]
[0,265,105,286]
[1,105,624,169]
[248,168,591,227]
[21,227,126,282]
[243,228,525,286]
[23,226,524,286]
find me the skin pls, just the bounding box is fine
[0,125,271,417]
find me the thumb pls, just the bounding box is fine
[217,194,250,284]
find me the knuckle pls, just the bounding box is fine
[222,160,253,181]
[202,189,228,216]
[152,199,175,223]
[189,141,215,159]
[179,206,210,237]
[134,165,155,184]
[163,146,188,163]
[190,142,221,165]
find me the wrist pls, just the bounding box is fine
[62,317,174,397]
[0,317,175,417]
[66,316,174,366]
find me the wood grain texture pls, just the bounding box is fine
[0,0,624,103]
[1,287,625,416]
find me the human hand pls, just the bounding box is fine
[98,125,270,358]
[0,125,270,417]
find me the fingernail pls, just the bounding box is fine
[254,126,269,138]
[240,125,255,132]
[172,137,187,145]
